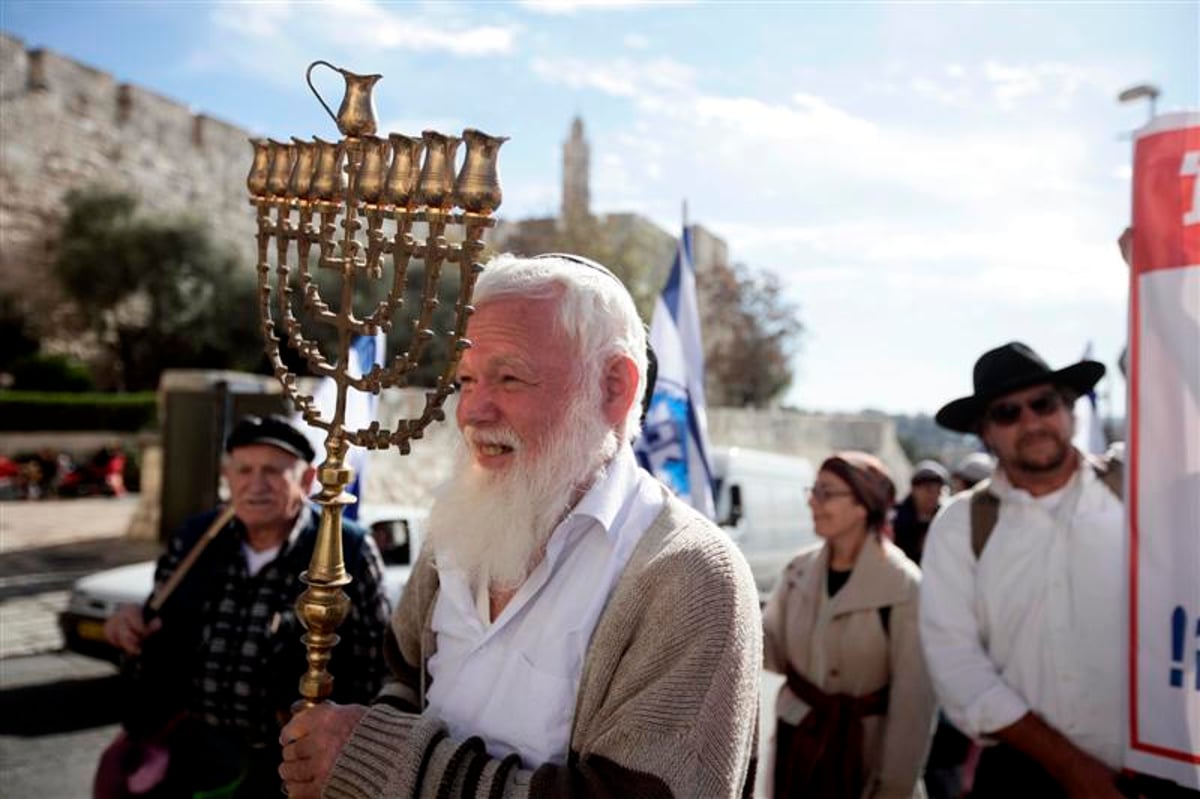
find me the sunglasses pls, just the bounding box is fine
[984,390,1064,427]
[806,486,855,503]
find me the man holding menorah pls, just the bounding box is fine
[278,253,764,799]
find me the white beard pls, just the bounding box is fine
[428,387,618,591]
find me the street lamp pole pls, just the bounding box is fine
[1118,83,1161,124]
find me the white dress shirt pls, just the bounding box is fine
[919,454,1126,768]
[425,445,665,767]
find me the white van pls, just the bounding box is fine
[711,446,817,601]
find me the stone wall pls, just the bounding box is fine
[357,393,912,508]
[0,33,256,348]
[708,407,913,487]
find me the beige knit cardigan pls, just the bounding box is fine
[324,491,763,799]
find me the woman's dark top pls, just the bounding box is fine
[827,566,852,597]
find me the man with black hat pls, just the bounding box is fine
[918,343,1126,798]
[100,414,390,798]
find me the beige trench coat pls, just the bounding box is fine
[762,536,936,799]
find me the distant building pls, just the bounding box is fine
[490,117,728,303]
[562,116,590,225]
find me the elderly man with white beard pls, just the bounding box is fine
[278,253,763,799]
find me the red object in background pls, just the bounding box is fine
[105,451,126,496]
[59,447,125,497]
[0,456,19,479]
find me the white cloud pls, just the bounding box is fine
[982,60,1106,110]
[199,0,517,88]
[524,49,1134,413]
[529,55,695,102]
[624,32,651,50]
[519,0,669,14]
[909,76,970,106]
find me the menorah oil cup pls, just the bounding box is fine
[310,137,345,202]
[266,140,296,197]
[247,139,271,197]
[288,138,318,199]
[384,134,424,208]
[351,135,388,204]
[455,129,509,214]
[306,60,381,138]
[417,130,461,211]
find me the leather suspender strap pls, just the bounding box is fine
[968,455,1124,560]
[969,481,1000,560]
[147,505,237,614]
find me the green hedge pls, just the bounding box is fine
[0,391,157,431]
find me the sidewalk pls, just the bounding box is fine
[0,496,140,554]
[0,497,151,659]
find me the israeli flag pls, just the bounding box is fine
[297,331,386,520]
[635,227,717,518]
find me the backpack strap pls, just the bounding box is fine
[969,479,1000,560]
[968,453,1124,560]
[1091,454,1124,500]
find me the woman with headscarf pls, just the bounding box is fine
[763,451,937,799]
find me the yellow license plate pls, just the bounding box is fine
[75,618,108,642]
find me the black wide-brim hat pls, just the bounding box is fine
[935,341,1105,433]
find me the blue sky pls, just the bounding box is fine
[2,1,1196,416]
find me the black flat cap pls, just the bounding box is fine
[225,414,316,463]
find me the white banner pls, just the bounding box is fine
[1126,111,1200,789]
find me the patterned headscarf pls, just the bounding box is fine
[819,451,896,530]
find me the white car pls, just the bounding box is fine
[58,503,427,661]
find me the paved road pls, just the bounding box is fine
[0,651,121,798]
[0,498,144,796]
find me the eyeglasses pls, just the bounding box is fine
[806,486,855,503]
[984,390,1063,427]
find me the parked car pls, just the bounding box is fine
[58,503,428,662]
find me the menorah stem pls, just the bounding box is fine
[291,444,355,712]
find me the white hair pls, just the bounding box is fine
[472,253,648,440]
[429,367,617,589]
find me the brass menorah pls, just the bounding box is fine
[245,60,505,711]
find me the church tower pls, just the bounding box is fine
[562,116,590,224]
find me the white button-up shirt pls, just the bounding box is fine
[425,445,665,766]
[919,455,1126,768]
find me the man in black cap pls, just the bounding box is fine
[918,343,1127,799]
[891,458,949,565]
[101,414,390,798]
